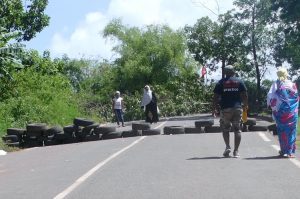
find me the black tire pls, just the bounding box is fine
[164,126,185,135]
[73,118,95,127]
[75,130,90,140]
[204,126,222,133]
[244,118,256,126]
[184,127,203,134]
[44,139,58,146]
[248,125,268,131]
[195,120,214,128]
[102,132,122,140]
[82,123,99,135]
[7,142,20,147]
[142,129,161,136]
[122,130,142,138]
[54,132,72,142]
[272,129,278,135]
[94,126,116,135]
[241,124,248,132]
[268,123,277,131]
[22,139,41,148]
[132,123,151,131]
[45,126,63,136]
[63,125,75,135]
[7,128,26,136]
[2,135,19,143]
[26,123,48,137]
[84,134,100,142]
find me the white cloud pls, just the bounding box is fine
[50,0,234,59]
[51,12,114,59]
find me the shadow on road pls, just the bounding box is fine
[187,157,223,160]
[244,155,285,160]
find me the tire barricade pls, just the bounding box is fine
[1,116,274,149]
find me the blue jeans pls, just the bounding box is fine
[114,109,124,125]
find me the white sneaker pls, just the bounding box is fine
[233,150,240,158]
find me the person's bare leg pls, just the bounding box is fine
[234,131,241,151]
[223,131,230,148]
[222,131,231,157]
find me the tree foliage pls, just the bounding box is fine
[271,0,300,70]
[185,13,247,77]
[0,27,24,83]
[0,0,50,41]
[103,19,193,92]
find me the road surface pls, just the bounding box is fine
[1,117,300,199]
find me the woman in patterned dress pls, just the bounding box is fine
[267,67,299,158]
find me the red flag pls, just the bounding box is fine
[201,66,207,78]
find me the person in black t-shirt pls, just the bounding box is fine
[212,65,248,158]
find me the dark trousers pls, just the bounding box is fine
[114,109,124,125]
[145,101,159,123]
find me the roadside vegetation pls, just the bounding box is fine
[1,0,300,150]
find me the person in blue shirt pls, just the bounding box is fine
[212,65,248,158]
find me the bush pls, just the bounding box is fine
[0,68,82,136]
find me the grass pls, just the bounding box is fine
[0,141,19,152]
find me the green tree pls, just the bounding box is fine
[271,0,300,70]
[185,13,247,78]
[0,27,23,79]
[234,0,274,106]
[214,11,248,77]
[184,17,216,68]
[0,0,50,41]
[103,19,192,92]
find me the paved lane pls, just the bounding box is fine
[1,118,300,199]
[64,132,300,199]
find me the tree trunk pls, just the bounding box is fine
[221,58,226,78]
[251,4,261,111]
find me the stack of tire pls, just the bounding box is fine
[163,119,214,135]
[127,122,160,137]
[24,123,49,147]
[196,119,217,133]
[55,118,99,144]
[242,118,268,132]
[2,123,60,148]
[2,128,26,148]
[164,126,185,135]
[94,126,118,140]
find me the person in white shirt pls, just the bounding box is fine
[112,91,125,127]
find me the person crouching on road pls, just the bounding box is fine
[112,91,125,127]
[212,65,248,158]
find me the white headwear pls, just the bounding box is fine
[141,85,152,106]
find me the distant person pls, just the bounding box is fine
[141,85,159,123]
[267,67,299,158]
[112,91,125,127]
[212,65,248,158]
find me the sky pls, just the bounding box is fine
[24,0,277,80]
[25,0,234,60]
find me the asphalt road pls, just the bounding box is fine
[1,117,300,199]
